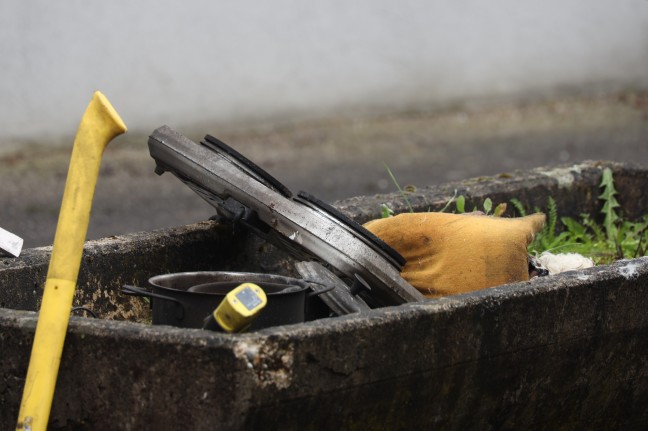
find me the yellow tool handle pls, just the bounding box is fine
[16,91,126,431]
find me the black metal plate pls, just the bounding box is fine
[295,191,406,269]
[202,134,293,198]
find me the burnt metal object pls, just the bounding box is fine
[147,125,424,306]
[203,134,293,198]
[294,191,406,268]
[296,261,371,315]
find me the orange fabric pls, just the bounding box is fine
[364,213,545,298]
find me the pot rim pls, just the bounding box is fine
[148,271,309,294]
[189,281,307,295]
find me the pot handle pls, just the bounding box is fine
[305,282,336,297]
[121,284,185,319]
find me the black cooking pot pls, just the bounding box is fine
[122,271,329,330]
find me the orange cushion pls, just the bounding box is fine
[364,213,545,298]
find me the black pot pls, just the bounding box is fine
[122,271,327,330]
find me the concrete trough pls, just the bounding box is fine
[1,160,647,430]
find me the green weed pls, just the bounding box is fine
[518,168,648,264]
[383,163,414,213]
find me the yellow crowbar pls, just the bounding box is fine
[16,91,127,431]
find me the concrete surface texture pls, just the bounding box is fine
[1,1,647,143]
[1,92,647,249]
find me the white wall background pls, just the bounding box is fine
[1,0,647,145]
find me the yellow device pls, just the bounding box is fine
[204,283,267,333]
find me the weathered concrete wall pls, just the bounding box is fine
[1,1,647,145]
[2,259,647,429]
[1,161,647,429]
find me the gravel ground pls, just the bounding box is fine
[1,92,647,249]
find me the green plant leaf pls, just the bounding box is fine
[439,190,458,213]
[384,163,414,213]
[455,195,465,213]
[582,214,605,242]
[493,202,507,217]
[380,203,394,218]
[483,198,493,214]
[599,167,620,240]
[561,216,586,237]
[546,196,558,243]
[510,198,527,216]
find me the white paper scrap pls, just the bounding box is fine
[0,226,23,257]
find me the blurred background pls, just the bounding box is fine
[1,1,647,248]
